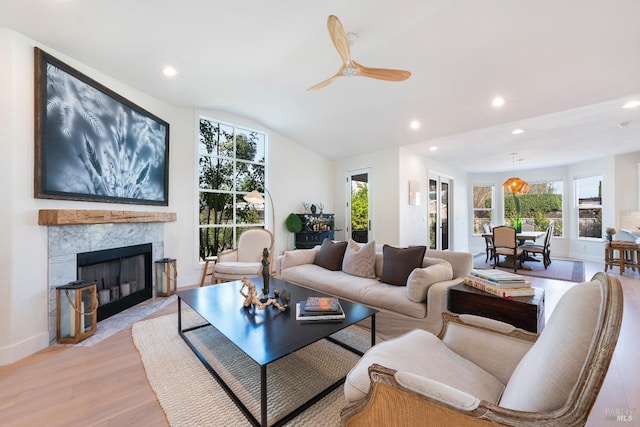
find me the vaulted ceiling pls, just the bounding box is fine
[2,0,639,172]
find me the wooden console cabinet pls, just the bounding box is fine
[448,283,545,333]
[294,213,335,249]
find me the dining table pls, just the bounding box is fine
[482,230,545,245]
[482,230,546,270]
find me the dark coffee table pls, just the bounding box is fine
[448,282,545,333]
[177,277,377,427]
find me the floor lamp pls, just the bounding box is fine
[243,189,276,271]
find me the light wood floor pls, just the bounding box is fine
[0,261,638,427]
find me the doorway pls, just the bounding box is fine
[346,168,371,243]
[428,174,452,250]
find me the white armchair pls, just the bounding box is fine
[213,228,273,283]
[341,272,623,426]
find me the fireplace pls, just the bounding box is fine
[77,243,153,321]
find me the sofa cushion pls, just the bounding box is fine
[280,265,427,319]
[342,239,377,278]
[406,261,453,303]
[344,329,505,404]
[379,245,426,286]
[313,238,347,271]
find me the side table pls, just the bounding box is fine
[448,283,545,333]
[199,256,218,287]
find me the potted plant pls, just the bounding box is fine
[285,213,302,249]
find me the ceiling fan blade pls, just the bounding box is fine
[327,15,351,66]
[353,61,411,81]
[306,75,342,91]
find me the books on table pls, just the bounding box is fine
[464,272,536,298]
[296,297,345,321]
[469,269,529,288]
[303,296,342,312]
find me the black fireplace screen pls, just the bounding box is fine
[77,243,152,321]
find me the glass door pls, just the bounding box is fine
[346,168,371,243]
[428,174,451,250]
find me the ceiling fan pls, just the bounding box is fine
[307,15,411,91]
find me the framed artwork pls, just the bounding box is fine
[34,47,169,205]
[409,180,420,206]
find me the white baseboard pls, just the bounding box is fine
[0,331,50,366]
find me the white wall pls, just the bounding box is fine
[0,28,335,365]
[333,147,469,251]
[333,148,400,245]
[398,148,469,251]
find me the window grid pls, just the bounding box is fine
[198,116,267,261]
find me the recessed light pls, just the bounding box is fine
[492,97,505,107]
[163,66,177,77]
[622,100,640,109]
[410,120,421,130]
[429,146,438,151]
[512,129,524,135]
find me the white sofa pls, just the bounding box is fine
[275,242,473,338]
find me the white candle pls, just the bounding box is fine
[80,301,85,333]
[162,270,168,293]
[69,295,75,338]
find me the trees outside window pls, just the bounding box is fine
[575,176,602,239]
[198,117,266,261]
[503,181,563,236]
[472,185,493,234]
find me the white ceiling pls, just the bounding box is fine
[2,0,639,172]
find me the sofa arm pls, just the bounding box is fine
[341,364,544,427]
[438,312,537,384]
[341,364,491,426]
[279,248,317,272]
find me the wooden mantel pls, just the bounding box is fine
[38,209,177,226]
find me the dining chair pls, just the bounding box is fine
[522,224,554,268]
[482,223,494,262]
[521,223,534,231]
[492,225,524,272]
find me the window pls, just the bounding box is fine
[472,185,494,234]
[198,116,267,261]
[504,181,563,236]
[575,175,602,239]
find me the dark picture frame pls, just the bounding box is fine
[34,47,169,205]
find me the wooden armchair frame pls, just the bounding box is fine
[341,273,623,427]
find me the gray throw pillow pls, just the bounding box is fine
[313,238,348,271]
[379,244,427,286]
[342,239,377,278]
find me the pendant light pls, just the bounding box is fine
[503,153,530,194]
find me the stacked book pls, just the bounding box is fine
[296,296,345,321]
[464,269,536,297]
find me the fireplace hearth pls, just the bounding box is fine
[46,220,167,344]
[77,243,152,321]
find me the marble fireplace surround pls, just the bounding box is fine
[41,209,176,343]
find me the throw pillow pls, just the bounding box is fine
[406,261,453,302]
[379,245,427,286]
[313,238,348,271]
[342,239,377,278]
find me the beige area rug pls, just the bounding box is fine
[132,310,378,426]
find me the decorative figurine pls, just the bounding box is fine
[261,247,270,301]
[239,277,287,311]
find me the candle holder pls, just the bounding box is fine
[155,258,177,297]
[56,281,97,344]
